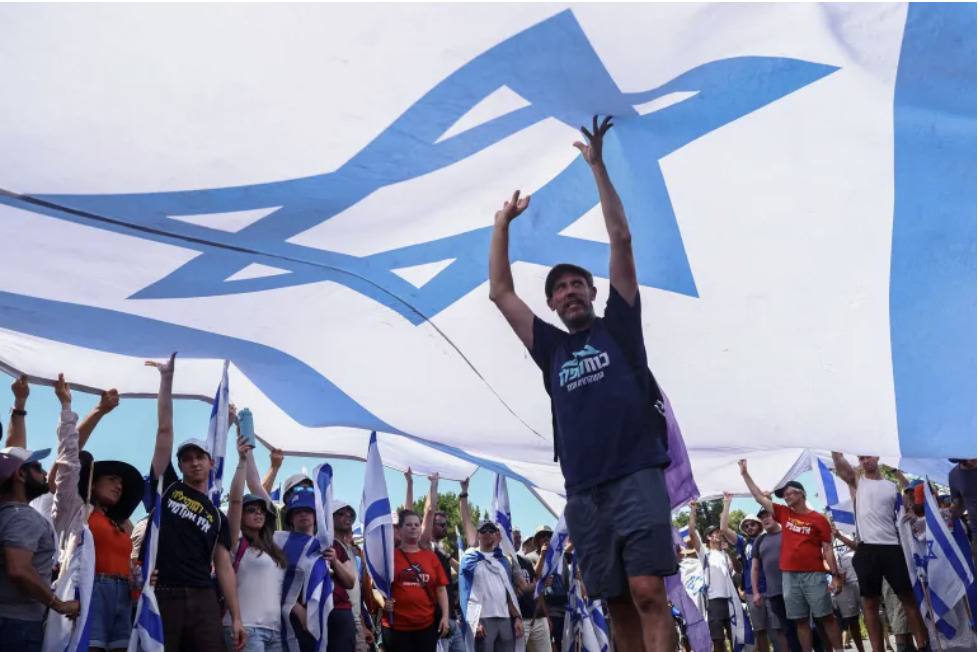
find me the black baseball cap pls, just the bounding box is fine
[774,480,805,498]
[545,263,593,298]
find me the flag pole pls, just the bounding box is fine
[919,576,946,652]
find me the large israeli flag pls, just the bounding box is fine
[128,476,165,652]
[492,472,516,557]
[360,432,395,600]
[205,360,230,505]
[0,4,973,505]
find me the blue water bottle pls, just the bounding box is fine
[238,408,256,448]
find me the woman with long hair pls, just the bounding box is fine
[382,510,450,651]
[226,436,288,652]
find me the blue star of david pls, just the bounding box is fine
[26,9,837,326]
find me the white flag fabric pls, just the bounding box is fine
[312,463,334,553]
[205,360,230,506]
[923,478,974,622]
[816,456,856,533]
[0,4,974,504]
[492,473,516,557]
[360,432,395,599]
[535,512,569,599]
[128,476,165,652]
[43,524,95,652]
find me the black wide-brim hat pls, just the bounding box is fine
[79,459,145,523]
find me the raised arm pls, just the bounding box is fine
[881,463,909,490]
[5,374,29,448]
[687,501,702,553]
[404,467,414,511]
[459,476,476,548]
[78,389,120,450]
[51,374,84,538]
[831,452,858,488]
[738,460,775,515]
[228,436,250,547]
[488,190,535,350]
[719,492,739,546]
[419,473,439,549]
[262,447,283,495]
[146,353,177,478]
[574,116,638,304]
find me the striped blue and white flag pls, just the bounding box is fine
[360,432,395,601]
[42,525,95,652]
[817,457,856,533]
[205,360,230,506]
[896,505,959,641]
[312,463,334,556]
[535,512,569,599]
[275,530,322,652]
[923,477,974,624]
[456,525,465,561]
[306,463,335,652]
[589,600,610,652]
[128,476,165,652]
[492,473,516,557]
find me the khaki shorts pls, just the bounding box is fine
[882,581,909,635]
[748,595,780,632]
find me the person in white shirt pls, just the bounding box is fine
[688,501,742,652]
[227,437,287,652]
[831,454,930,652]
[460,520,524,652]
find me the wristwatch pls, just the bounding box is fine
[10,408,26,417]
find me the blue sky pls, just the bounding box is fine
[6,375,825,532]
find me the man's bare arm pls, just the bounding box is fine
[738,460,775,514]
[574,116,638,304]
[488,190,535,350]
[831,452,858,488]
[5,374,28,448]
[146,353,177,478]
[719,493,739,546]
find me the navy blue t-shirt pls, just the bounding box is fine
[531,287,669,494]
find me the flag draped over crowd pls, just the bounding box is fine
[0,3,973,512]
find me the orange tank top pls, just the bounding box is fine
[89,509,133,576]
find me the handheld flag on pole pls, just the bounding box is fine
[492,473,516,557]
[923,477,974,626]
[305,463,335,652]
[817,457,856,533]
[456,526,464,562]
[360,432,394,601]
[205,360,230,506]
[535,512,569,599]
[42,526,95,652]
[128,475,165,652]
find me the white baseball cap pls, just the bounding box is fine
[0,446,51,464]
[283,473,312,496]
[176,438,211,458]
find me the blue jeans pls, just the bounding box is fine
[0,617,43,652]
[442,619,465,652]
[224,626,283,652]
[90,577,133,650]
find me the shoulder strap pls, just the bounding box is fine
[398,548,436,608]
[232,536,249,572]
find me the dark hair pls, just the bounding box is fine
[242,501,288,568]
[545,263,594,299]
[398,509,421,527]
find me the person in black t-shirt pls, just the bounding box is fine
[145,353,246,652]
[489,116,676,651]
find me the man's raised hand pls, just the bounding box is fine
[144,352,177,376]
[573,115,613,166]
[10,373,29,406]
[494,190,530,225]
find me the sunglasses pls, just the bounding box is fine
[289,486,315,494]
[243,504,266,515]
[434,521,448,528]
[479,528,498,535]
[21,461,43,474]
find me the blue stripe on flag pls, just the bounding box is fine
[890,2,977,457]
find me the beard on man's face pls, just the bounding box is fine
[24,474,50,501]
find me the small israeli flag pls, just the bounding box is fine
[491,473,516,556]
[205,360,230,506]
[360,433,394,600]
[128,475,165,652]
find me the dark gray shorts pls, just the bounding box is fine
[565,467,678,599]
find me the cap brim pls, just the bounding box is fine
[25,448,51,463]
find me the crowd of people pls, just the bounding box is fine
[0,116,974,652]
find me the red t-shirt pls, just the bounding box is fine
[331,541,352,610]
[389,548,448,631]
[773,503,831,572]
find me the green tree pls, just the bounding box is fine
[412,491,487,559]
[672,499,746,540]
